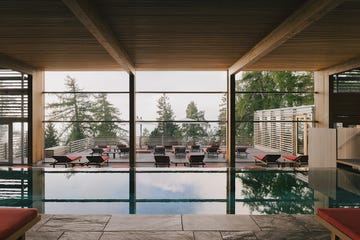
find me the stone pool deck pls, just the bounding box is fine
[27,214,330,240]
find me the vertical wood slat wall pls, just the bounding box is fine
[253,105,314,154]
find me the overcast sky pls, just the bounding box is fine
[45,71,227,120]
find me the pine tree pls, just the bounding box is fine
[44,122,59,148]
[150,94,180,139]
[47,75,93,144]
[91,93,123,137]
[182,101,207,143]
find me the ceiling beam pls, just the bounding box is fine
[322,57,360,76]
[0,54,37,74]
[228,0,344,75]
[62,0,135,73]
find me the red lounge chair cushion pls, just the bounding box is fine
[317,208,360,240]
[101,156,110,161]
[67,156,81,161]
[0,208,38,239]
[136,149,152,153]
[283,155,298,161]
[254,155,265,161]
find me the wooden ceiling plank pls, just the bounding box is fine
[228,0,344,75]
[62,0,135,73]
[0,54,37,74]
[322,57,360,75]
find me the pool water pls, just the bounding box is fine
[0,167,359,214]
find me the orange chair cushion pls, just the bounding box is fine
[0,208,38,239]
[102,156,110,161]
[67,155,81,161]
[283,155,298,161]
[254,155,265,161]
[317,208,360,240]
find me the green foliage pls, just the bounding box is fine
[150,94,181,138]
[47,76,123,144]
[44,122,59,148]
[182,101,207,143]
[91,93,124,137]
[235,71,314,138]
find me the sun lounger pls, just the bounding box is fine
[154,146,166,155]
[254,154,281,167]
[236,146,249,158]
[154,155,170,167]
[50,155,82,168]
[283,155,308,167]
[173,146,187,158]
[0,208,40,240]
[187,154,205,167]
[203,146,219,158]
[316,208,360,240]
[86,155,109,167]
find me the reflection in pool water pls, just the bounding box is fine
[0,167,359,214]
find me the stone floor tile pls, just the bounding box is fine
[309,231,331,240]
[292,215,329,232]
[251,215,307,232]
[26,231,63,240]
[38,215,110,232]
[60,231,102,240]
[101,231,193,240]
[105,215,182,231]
[28,214,53,232]
[194,231,222,240]
[182,215,260,231]
[221,231,257,240]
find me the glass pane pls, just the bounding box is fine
[136,71,227,91]
[13,122,28,164]
[45,71,129,92]
[137,93,224,121]
[45,93,129,121]
[137,122,225,147]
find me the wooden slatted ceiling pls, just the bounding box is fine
[246,1,360,71]
[0,0,120,70]
[0,0,359,71]
[94,0,304,70]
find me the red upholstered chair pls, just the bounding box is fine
[0,208,40,240]
[316,208,360,240]
[51,155,82,168]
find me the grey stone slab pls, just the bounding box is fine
[221,231,257,240]
[60,231,102,240]
[255,230,330,240]
[26,231,63,240]
[101,231,194,240]
[292,215,329,232]
[194,231,222,240]
[105,215,182,231]
[38,215,110,232]
[182,215,260,231]
[251,215,307,232]
[28,214,54,232]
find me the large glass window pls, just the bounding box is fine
[44,71,129,156]
[136,71,227,153]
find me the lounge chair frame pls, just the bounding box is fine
[188,155,205,167]
[50,155,82,168]
[154,155,170,167]
[254,154,281,167]
[86,155,109,167]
